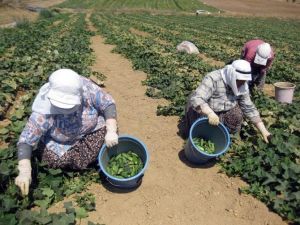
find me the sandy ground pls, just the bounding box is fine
[49,14,287,225]
[0,0,64,25]
[203,0,300,19]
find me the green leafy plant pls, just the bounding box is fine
[75,192,96,212]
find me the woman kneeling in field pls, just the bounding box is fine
[185,59,271,141]
[15,69,118,196]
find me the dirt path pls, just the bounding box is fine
[203,0,300,19]
[54,15,288,225]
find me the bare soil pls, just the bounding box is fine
[48,15,287,225]
[0,0,65,25]
[203,0,300,19]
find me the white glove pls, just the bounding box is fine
[15,159,32,196]
[255,121,271,143]
[105,118,118,148]
[200,104,220,126]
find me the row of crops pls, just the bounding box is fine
[58,0,217,12]
[90,13,300,223]
[0,13,104,224]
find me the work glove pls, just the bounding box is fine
[105,118,118,148]
[15,159,32,196]
[200,104,220,126]
[255,121,271,143]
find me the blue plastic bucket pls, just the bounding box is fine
[98,135,149,189]
[184,118,230,164]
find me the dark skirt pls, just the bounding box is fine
[37,127,106,170]
[184,104,243,136]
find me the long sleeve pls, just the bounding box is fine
[190,74,215,110]
[89,80,117,119]
[238,94,262,124]
[18,112,50,147]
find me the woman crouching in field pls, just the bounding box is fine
[15,69,118,196]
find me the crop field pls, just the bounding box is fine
[0,1,299,225]
[58,0,217,12]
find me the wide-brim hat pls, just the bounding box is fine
[47,89,81,109]
[47,69,82,109]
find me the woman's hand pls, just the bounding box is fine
[199,104,220,126]
[207,112,220,126]
[105,119,118,147]
[255,121,271,143]
[15,159,32,196]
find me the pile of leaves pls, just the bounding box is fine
[106,151,144,178]
[192,137,215,154]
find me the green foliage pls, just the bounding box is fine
[57,0,218,12]
[15,19,31,29]
[39,9,55,19]
[106,151,143,178]
[91,12,300,223]
[75,193,96,212]
[16,203,76,225]
[221,92,300,223]
[0,12,103,224]
[192,138,215,154]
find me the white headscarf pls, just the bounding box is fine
[221,59,252,96]
[32,69,82,114]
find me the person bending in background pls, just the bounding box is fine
[185,59,271,142]
[15,69,119,196]
[241,39,275,91]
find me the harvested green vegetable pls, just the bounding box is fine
[106,151,143,178]
[192,137,215,154]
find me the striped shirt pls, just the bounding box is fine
[18,77,115,157]
[190,69,261,123]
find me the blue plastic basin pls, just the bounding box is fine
[184,118,230,164]
[98,135,149,189]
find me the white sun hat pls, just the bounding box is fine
[47,69,82,109]
[254,43,271,66]
[221,59,252,96]
[232,59,252,81]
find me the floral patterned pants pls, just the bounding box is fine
[38,127,106,170]
[184,104,243,136]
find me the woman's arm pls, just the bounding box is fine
[238,94,271,142]
[190,73,219,125]
[16,112,50,196]
[89,80,118,147]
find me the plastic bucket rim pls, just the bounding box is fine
[98,134,149,182]
[274,82,296,89]
[189,117,230,157]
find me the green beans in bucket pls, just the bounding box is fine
[192,137,215,154]
[106,151,144,178]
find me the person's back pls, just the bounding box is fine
[241,39,275,90]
